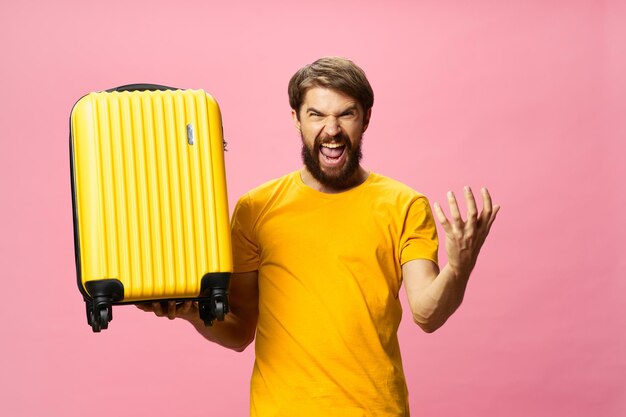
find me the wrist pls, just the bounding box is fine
[185,314,207,328]
[446,262,471,283]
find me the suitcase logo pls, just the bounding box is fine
[187,123,194,145]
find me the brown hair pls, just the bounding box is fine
[288,57,374,119]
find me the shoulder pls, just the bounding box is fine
[248,171,297,196]
[234,171,299,213]
[366,173,429,204]
[244,171,297,202]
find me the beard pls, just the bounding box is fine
[301,132,363,190]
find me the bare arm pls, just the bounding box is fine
[404,187,499,333]
[137,270,259,352]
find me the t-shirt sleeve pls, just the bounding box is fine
[399,196,439,266]
[231,193,260,273]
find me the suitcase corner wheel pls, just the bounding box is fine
[198,289,229,326]
[84,279,124,332]
[85,298,113,332]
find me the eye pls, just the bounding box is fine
[340,110,356,119]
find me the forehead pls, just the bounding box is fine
[301,87,361,113]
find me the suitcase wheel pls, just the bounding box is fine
[86,299,112,333]
[94,306,110,332]
[199,300,214,327]
[85,302,93,326]
[214,299,226,321]
[198,293,228,327]
[83,280,123,332]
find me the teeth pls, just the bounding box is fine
[321,143,344,149]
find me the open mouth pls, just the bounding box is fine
[319,142,346,165]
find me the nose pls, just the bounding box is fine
[323,116,341,137]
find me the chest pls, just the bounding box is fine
[257,197,403,263]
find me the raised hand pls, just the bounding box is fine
[433,187,500,279]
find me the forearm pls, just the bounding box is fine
[183,271,259,351]
[185,308,257,352]
[137,272,259,350]
[408,264,469,333]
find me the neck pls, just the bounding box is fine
[300,166,369,194]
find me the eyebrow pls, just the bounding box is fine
[305,106,358,116]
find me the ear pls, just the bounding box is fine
[362,108,372,132]
[291,109,301,131]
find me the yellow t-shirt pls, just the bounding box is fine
[231,171,438,417]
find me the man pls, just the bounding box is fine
[139,57,500,416]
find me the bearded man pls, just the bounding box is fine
[140,56,500,416]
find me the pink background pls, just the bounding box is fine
[1,1,624,416]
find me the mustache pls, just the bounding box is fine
[314,132,352,150]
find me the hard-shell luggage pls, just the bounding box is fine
[70,84,232,332]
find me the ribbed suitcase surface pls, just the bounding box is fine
[70,86,232,332]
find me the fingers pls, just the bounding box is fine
[434,190,467,232]
[136,303,153,312]
[436,187,499,232]
[136,301,186,320]
[447,191,462,227]
[433,191,463,234]
[480,188,493,222]
[480,187,501,228]
[487,204,500,229]
[465,186,478,225]
[179,301,194,315]
[433,201,452,234]
[166,301,177,320]
[152,302,166,317]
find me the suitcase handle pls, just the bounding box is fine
[107,84,178,92]
[102,84,229,151]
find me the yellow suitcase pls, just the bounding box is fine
[70,84,232,332]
